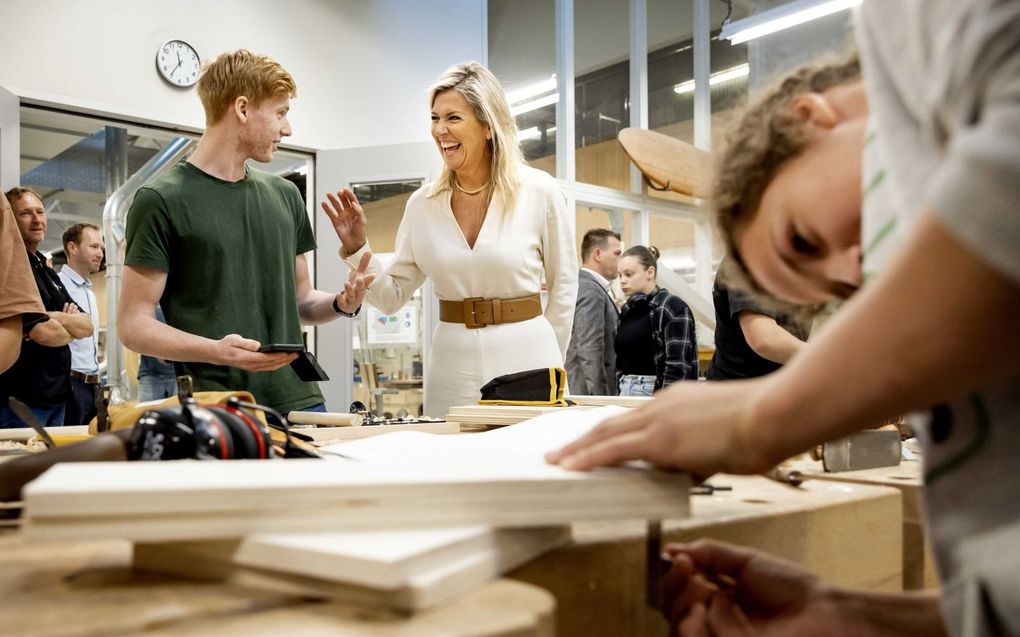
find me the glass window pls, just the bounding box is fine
[348,179,425,417]
[648,0,752,147]
[489,0,558,176]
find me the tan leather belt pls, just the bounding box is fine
[70,370,100,385]
[439,293,542,329]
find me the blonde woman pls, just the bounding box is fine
[323,61,577,417]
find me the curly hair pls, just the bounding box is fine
[712,53,861,307]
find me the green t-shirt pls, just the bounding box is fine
[125,161,323,412]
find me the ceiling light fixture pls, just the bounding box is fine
[673,64,749,95]
[719,0,861,45]
[518,126,556,142]
[505,76,557,105]
[510,92,560,117]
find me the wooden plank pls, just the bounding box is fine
[295,420,459,444]
[446,404,595,427]
[617,127,712,198]
[0,425,89,442]
[134,526,569,611]
[512,475,903,637]
[566,395,650,408]
[0,534,555,637]
[24,407,690,542]
[286,411,362,427]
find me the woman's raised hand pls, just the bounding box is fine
[321,188,368,256]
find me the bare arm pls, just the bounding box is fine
[0,316,21,372]
[48,303,93,338]
[294,252,374,325]
[747,212,1020,464]
[27,317,73,347]
[738,311,806,364]
[118,264,295,372]
[549,214,1020,475]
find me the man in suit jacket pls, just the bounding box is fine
[565,229,622,395]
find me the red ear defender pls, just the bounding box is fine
[124,376,307,461]
[207,405,272,460]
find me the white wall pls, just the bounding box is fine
[0,0,485,150]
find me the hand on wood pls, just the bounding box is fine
[321,188,368,256]
[545,379,775,477]
[335,252,376,314]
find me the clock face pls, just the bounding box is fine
[156,40,201,88]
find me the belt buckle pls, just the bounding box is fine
[462,297,485,329]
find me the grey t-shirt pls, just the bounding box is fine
[857,1,1020,635]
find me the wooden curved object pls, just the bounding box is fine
[617,127,712,198]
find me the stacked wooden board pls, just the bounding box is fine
[22,406,690,612]
[134,526,569,611]
[565,395,651,408]
[446,404,595,428]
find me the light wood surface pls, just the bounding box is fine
[512,474,903,637]
[446,405,595,427]
[617,127,712,198]
[564,395,650,408]
[792,458,939,590]
[296,420,460,443]
[286,411,363,427]
[24,408,689,543]
[0,425,90,442]
[0,532,556,637]
[135,526,569,612]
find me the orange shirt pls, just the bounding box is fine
[1,194,45,321]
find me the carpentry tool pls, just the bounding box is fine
[8,398,56,449]
[814,428,902,472]
[764,465,805,486]
[646,484,732,612]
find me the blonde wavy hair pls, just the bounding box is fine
[198,49,297,125]
[712,53,861,316]
[427,61,525,213]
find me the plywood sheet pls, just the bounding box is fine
[135,526,568,611]
[24,406,689,542]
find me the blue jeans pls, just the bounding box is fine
[294,403,327,413]
[0,403,66,429]
[618,374,655,397]
[138,376,178,402]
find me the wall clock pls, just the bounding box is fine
[156,39,201,88]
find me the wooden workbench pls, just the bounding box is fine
[793,458,939,590]
[511,474,902,637]
[0,532,555,637]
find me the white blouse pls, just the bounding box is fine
[344,165,578,357]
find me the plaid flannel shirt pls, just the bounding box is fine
[647,287,698,388]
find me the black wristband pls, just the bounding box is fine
[333,296,360,318]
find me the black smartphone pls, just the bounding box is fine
[258,344,304,353]
[291,350,330,382]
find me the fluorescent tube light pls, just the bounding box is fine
[505,76,557,105]
[518,126,555,142]
[719,0,861,45]
[511,92,560,117]
[673,63,749,95]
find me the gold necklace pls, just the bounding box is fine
[454,177,490,195]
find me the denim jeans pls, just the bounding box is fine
[618,374,656,397]
[0,403,66,429]
[295,403,327,413]
[137,376,178,402]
